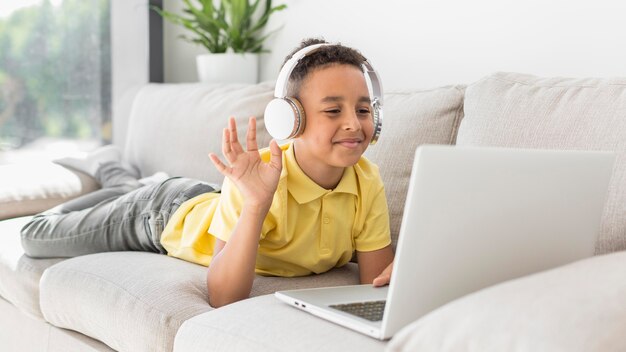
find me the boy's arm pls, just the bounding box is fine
[356,245,394,285]
[206,116,282,308]
[206,204,268,307]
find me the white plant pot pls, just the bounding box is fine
[196,53,259,84]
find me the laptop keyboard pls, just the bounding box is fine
[329,300,386,322]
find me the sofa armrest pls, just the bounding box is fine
[0,162,99,220]
[387,251,626,352]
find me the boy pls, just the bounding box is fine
[21,38,394,308]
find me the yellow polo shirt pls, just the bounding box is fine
[160,142,391,277]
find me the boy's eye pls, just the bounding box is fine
[325,109,341,114]
[358,108,371,115]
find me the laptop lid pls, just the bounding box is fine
[381,145,614,338]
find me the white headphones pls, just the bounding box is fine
[264,43,384,144]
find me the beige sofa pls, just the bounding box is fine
[1,72,625,352]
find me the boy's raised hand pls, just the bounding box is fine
[209,116,283,209]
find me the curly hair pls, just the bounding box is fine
[282,38,367,98]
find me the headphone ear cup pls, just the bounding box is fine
[264,97,306,140]
[370,104,382,145]
[285,97,306,137]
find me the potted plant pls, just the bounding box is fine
[153,0,287,84]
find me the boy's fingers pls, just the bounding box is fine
[373,261,394,287]
[222,128,236,163]
[269,140,283,170]
[372,273,390,287]
[228,117,237,142]
[229,117,244,154]
[209,153,231,176]
[222,128,231,155]
[246,117,258,152]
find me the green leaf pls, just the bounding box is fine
[152,0,287,53]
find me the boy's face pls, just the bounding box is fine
[294,64,374,171]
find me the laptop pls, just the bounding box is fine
[275,145,615,340]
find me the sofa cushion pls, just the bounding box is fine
[0,163,99,220]
[457,72,626,254]
[174,294,387,352]
[39,251,361,352]
[123,82,275,184]
[386,251,626,352]
[0,216,65,319]
[364,86,465,247]
[39,252,211,352]
[0,296,116,352]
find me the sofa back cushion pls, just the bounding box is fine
[124,82,466,249]
[124,83,275,184]
[457,72,626,254]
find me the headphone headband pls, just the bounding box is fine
[274,43,384,106]
[274,44,326,98]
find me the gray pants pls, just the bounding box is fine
[21,162,215,258]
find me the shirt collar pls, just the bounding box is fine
[284,142,359,204]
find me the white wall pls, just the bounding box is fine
[163,0,207,82]
[163,0,626,90]
[111,0,150,149]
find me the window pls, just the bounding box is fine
[0,0,111,164]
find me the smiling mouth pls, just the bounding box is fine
[335,140,362,148]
